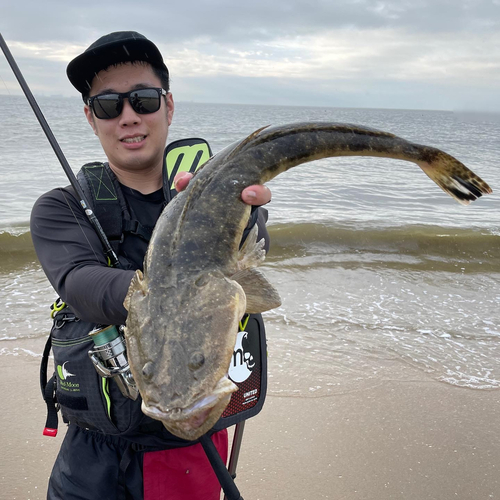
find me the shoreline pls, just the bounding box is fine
[1,354,499,499]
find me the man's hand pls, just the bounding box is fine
[173,172,272,206]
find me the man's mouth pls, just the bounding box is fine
[121,135,146,144]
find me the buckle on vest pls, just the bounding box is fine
[50,298,66,319]
[127,220,139,233]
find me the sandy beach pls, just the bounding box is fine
[1,97,499,500]
[1,346,499,500]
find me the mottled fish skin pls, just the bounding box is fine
[124,121,492,440]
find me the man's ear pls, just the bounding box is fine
[166,93,174,126]
[84,105,98,135]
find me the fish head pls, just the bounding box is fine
[126,269,246,441]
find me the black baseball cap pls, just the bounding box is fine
[67,31,168,95]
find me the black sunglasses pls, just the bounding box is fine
[86,87,167,120]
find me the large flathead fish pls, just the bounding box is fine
[124,122,492,440]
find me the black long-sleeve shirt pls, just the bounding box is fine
[31,183,269,324]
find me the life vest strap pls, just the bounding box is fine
[41,334,58,436]
[122,219,154,242]
[43,374,58,437]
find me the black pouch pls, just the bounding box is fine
[47,306,143,435]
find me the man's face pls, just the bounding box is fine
[84,62,174,176]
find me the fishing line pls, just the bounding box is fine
[0,53,103,266]
[0,72,104,269]
[0,32,120,268]
[0,68,101,265]
[59,188,103,264]
[0,72,11,94]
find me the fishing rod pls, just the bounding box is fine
[0,32,120,268]
[200,434,244,500]
[1,32,251,498]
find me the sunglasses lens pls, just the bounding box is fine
[90,89,163,119]
[92,94,122,119]
[129,89,162,114]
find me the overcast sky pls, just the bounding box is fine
[1,0,499,110]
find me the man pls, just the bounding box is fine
[31,31,271,500]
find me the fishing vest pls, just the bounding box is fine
[77,137,213,258]
[41,138,267,441]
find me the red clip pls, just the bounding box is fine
[43,427,58,437]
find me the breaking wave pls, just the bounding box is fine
[1,222,497,267]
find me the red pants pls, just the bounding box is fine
[143,430,228,500]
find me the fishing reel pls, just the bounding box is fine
[88,325,139,400]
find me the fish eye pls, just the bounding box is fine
[195,274,209,287]
[188,352,205,371]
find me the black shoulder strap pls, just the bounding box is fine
[77,162,155,249]
[76,162,128,252]
[76,139,212,249]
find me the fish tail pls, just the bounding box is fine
[245,124,492,206]
[416,148,493,206]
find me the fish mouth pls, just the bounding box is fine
[141,375,238,439]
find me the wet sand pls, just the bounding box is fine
[237,381,500,499]
[1,352,499,499]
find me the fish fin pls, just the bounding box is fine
[123,269,145,311]
[418,154,492,206]
[232,268,282,313]
[238,224,266,270]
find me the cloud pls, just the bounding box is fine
[5,41,84,62]
[162,28,500,88]
[2,0,499,44]
[1,0,499,110]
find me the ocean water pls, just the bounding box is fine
[0,94,499,395]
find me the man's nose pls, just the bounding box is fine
[119,98,141,126]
